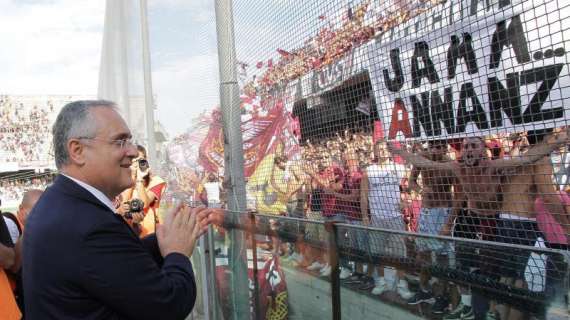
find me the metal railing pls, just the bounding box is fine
[194,210,570,319]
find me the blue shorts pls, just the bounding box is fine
[416,207,451,253]
[369,216,407,258]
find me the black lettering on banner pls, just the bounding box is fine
[410,93,435,137]
[490,15,531,69]
[456,82,489,133]
[411,41,440,88]
[447,33,478,79]
[383,48,405,92]
[521,64,565,123]
[488,73,522,127]
[431,87,456,135]
[432,11,443,30]
[470,0,511,16]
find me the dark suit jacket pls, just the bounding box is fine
[23,175,197,320]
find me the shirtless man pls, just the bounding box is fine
[388,130,569,226]
[491,130,568,320]
[388,130,569,319]
[406,140,456,313]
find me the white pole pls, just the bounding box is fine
[140,0,158,168]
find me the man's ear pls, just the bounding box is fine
[67,139,86,166]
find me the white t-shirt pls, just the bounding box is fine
[3,216,19,244]
[204,182,221,204]
[366,162,406,220]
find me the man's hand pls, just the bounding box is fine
[156,204,210,257]
[131,212,145,224]
[206,208,225,227]
[117,202,130,215]
[546,126,569,145]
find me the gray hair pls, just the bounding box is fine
[52,100,117,169]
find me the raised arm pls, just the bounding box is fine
[492,128,570,169]
[387,141,455,171]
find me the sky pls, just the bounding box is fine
[0,0,221,138]
[0,0,354,137]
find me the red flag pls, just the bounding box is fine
[256,257,288,320]
[318,14,326,20]
[267,59,273,68]
[373,120,384,143]
[276,48,292,58]
[291,116,301,139]
[256,61,263,69]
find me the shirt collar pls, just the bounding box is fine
[61,174,116,213]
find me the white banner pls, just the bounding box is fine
[368,0,570,140]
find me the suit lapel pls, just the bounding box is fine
[53,175,143,240]
[53,175,114,214]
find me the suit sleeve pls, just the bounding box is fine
[79,220,197,320]
[141,233,164,267]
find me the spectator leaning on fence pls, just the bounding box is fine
[360,140,412,299]
[406,140,456,312]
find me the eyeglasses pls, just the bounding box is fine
[77,137,135,149]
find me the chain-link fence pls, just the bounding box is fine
[169,0,570,319]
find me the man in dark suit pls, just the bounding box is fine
[23,100,210,320]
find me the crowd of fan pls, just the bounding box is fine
[243,0,445,97]
[0,176,54,203]
[0,97,54,163]
[187,126,569,319]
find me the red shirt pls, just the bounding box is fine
[402,199,421,232]
[334,169,363,220]
[321,165,344,217]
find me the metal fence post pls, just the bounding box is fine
[139,0,157,168]
[206,226,220,320]
[197,237,211,320]
[325,221,342,320]
[214,0,250,319]
[248,213,261,320]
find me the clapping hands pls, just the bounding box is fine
[156,203,213,258]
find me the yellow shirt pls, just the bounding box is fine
[248,154,288,215]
